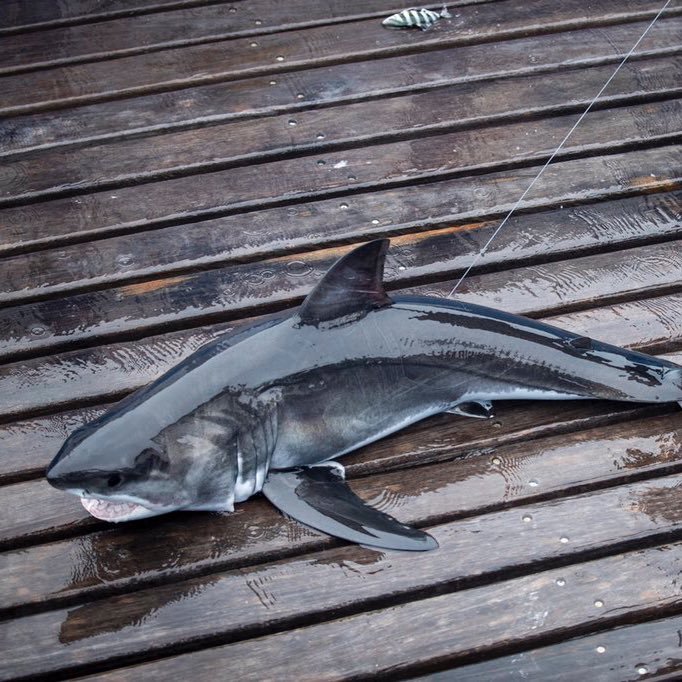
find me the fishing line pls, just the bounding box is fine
[447,0,674,298]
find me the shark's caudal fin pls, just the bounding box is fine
[262,463,438,551]
[297,239,392,325]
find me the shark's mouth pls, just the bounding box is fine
[80,497,154,522]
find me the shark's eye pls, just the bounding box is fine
[107,473,122,488]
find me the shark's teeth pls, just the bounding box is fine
[81,497,148,522]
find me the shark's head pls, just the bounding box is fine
[46,414,182,522]
[46,393,241,522]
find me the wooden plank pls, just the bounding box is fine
[416,614,682,680]
[0,322,234,421]
[404,240,682,313]
[87,542,682,682]
[0,0,675,115]
[2,206,681,363]
[2,187,680,316]
[0,2,484,73]
[0,0,250,33]
[3,55,680,205]
[0,405,108,484]
[1,102,679,257]
[3,480,681,680]
[2,184,679,310]
[2,411,681,613]
[3,17,679,156]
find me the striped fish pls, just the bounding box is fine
[382,5,451,30]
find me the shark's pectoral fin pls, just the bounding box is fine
[262,463,438,551]
[447,400,494,419]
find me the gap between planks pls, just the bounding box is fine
[2,0,680,117]
[411,613,682,680]
[1,107,680,259]
[2,70,680,206]
[2,16,679,158]
[2,487,681,681]
[0,2,496,74]
[0,0,251,35]
[65,544,682,682]
[2,196,680,366]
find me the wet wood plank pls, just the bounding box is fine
[3,55,680,204]
[2,410,681,613]
[0,0,248,32]
[5,531,681,680]
[0,1,483,72]
[83,544,682,682]
[2,186,679,309]
[3,204,681,363]
[418,614,682,680]
[1,95,679,255]
[0,0,680,678]
[1,0,674,115]
[3,17,679,156]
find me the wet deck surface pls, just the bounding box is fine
[1,0,681,679]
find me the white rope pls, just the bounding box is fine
[447,0,674,298]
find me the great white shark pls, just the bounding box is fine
[47,240,682,550]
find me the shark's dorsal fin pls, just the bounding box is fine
[297,239,392,325]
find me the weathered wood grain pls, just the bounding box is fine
[0,1,488,73]
[2,182,679,309]
[0,0,249,32]
[79,544,682,682]
[0,405,109,484]
[1,100,679,258]
[1,0,677,116]
[3,17,679,156]
[4,491,681,681]
[417,614,682,680]
[2,411,681,614]
[3,205,681,363]
[405,240,682,313]
[1,0,680,678]
[3,55,680,204]
[0,322,236,420]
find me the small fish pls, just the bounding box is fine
[382,5,451,31]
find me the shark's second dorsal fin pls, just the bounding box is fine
[297,239,392,325]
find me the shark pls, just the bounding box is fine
[47,239,682,551]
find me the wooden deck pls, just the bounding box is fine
[1,0,681,679]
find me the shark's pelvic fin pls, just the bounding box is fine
[262,463,438,551]
[447,400,494,419]
[296,239,392,325]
